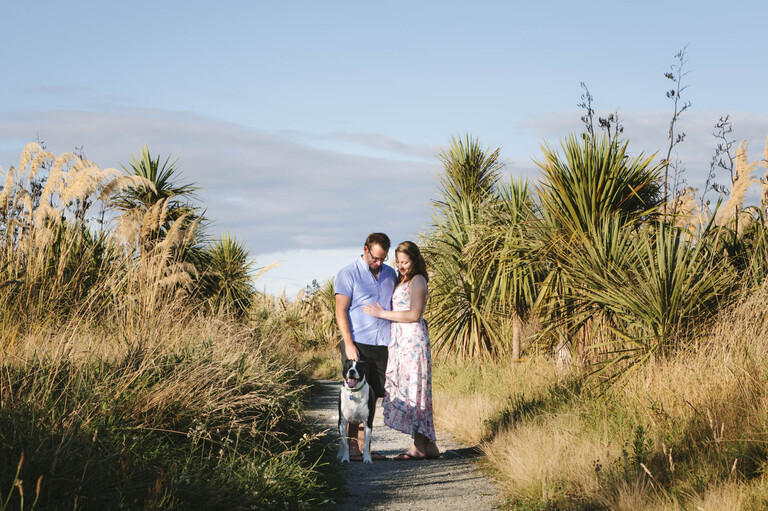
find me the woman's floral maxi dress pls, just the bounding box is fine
[382,280,436,442]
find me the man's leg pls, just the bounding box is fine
[355,342,387,401]
[355,342,388,460]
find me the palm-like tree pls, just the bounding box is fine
[425,135,505,358]
[113,147,198,213]
[434,135,501,209]
[111,146,200,257]
[529,133,739,382]
[534,134,663,238]
[564,219,735,382]
[428,200,502,358]
[532,133,666,364]
[199,233,256,319]
[467,178,540,359]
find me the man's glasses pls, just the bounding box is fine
[365,247,388,263]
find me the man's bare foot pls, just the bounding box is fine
[348,441,362,458]
[347,442,387,461]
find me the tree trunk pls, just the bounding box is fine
[555,329,573,370]
[512,313,522,360]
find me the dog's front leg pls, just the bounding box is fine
[362,421,373,464]
[337,417,350,463]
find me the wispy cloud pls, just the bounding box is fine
[0,108,439,254]
[19,86,134,106]
[279,129,440,162]
[2,106,764,281]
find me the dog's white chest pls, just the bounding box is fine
[340,386,370,423]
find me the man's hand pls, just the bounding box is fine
[344,342,359,361]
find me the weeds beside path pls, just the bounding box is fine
[306,380,499,511]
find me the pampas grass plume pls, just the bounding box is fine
[18,143,45,174]
[98,174,156,202]
[61,165,115,204]
[50,152,82,176]
[716,141,759,231]
[761,135,768,216]
[672,187,704,235]
[33,202,61,228]
[28,151,51,180]
[0,167,16,212]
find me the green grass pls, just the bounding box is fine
[0,317,340,510]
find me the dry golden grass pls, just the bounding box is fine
[0,143,334,508]
[432,356,564,445]
[434,391,498,443]
[433,284,768,509]
[595,477,656,511]
[608,284,768,454]
[687,481,749,511]
[297,345,342,379]
[0,296,331,508]
[483,411,618,500]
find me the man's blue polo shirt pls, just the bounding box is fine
[335,256,397,346]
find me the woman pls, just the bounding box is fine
[362,241,439,460]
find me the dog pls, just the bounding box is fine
[337,359,376,464]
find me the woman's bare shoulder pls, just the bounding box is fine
[410,274,428,289]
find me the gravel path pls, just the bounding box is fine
[306,380,500,511]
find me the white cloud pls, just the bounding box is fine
[279,130,441,162]
[2,106,764,296]
[253,247,363,297]
[0,108,439,254]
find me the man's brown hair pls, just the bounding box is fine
[365,232,391,252]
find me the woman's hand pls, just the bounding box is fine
[361,301,385,318]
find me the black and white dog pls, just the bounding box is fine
[337,360,376,464]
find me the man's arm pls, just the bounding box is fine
[335,293,358,361]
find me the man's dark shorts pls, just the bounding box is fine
[340,341,388,400]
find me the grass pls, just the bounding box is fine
[0,303,341,510]
[12,139,768,509]
[431,283,768,509]
[0,156,343,509]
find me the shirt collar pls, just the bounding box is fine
[356,254,376,274]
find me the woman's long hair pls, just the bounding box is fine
[395,241,428,285]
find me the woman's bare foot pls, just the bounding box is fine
[425,441,440,459]
[412,433,440,459]
[405,447,426,458]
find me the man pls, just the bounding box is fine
[335,232,397,461]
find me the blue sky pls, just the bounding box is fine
[2,0,767,294]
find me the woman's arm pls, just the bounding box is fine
[361,276,426,323]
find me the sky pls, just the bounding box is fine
[2,0,767,295]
